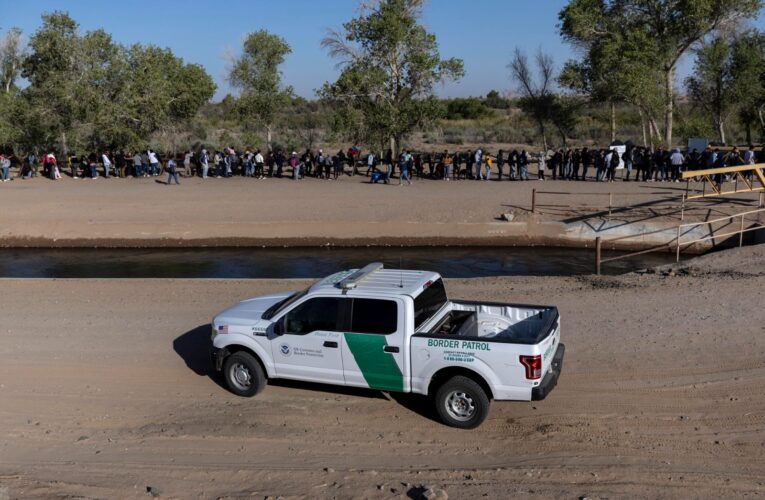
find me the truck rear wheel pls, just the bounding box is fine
[223,351,266,397]
[434,375,489,429]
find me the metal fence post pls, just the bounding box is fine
[680,193,685,221]
[608,192,613,217]
[740,214,745,247]
[531,188,536,213]
[595,236,602,275]
[676,225,681,262]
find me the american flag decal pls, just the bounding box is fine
[217,325,228,334]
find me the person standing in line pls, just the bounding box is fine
[253,149,264,179]
[148,149,159,176]
[508,149,518,180]
[537,151,546,180]
[0,153,11,182]
[398,151,412,186]
[465,150,474,179]
[199,148,209,179]
[474,148,483,180]
[166,154,180,185]
[572,148,581,180]
[101,151,112,178]
[608,148,620,181]
[70,154,80,179]
[366,151,377,176]
[550,150,560,180]
[601,149,612,182]
[289,152,300,180]
[519,150,529,180]
[442,150,451,181]
[87,151,98,179]
[622,147,633,181]
[484,153,492,180]
[451,151,461,180]
[183,151,193,177]
[669,148,684,183]
[132,151,142,177]
[591,149,603,181]
[496,149,505,181]
[580,147,591,181]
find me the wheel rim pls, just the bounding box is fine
[229,362,252,390]
[444,390,476,421]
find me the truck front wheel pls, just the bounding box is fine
[434,375,490,429]
[223,351,266,397]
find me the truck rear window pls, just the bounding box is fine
[413,279,447,329]
[350,299,398,334]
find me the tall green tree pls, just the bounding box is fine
[229,30,292,151]
[559,0,763,146]
[21,11,82,154]
[685,36,738,144]
[320,0,464,156]
[729,30,765,142]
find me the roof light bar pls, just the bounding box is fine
[337,262,384,290]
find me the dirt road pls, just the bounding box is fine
[1,246,764,498]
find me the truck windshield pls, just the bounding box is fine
[413,278,448,329]
[262,287,310,320]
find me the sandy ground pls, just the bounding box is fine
[0,244,763,499]
[0,174,760,247]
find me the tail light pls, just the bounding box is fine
[519,355,542,380]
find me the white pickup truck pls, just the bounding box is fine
[211,263,564,429]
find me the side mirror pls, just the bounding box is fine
[273,320,284,336]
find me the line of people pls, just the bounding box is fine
[2,144,763,184]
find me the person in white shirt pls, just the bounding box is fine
[474,149,483,180]
[254,150,264,179]
[148,150,159,176]
[101,152,112,178]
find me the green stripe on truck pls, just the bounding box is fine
[343,333,404,392]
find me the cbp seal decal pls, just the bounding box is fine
[280,343,291,356]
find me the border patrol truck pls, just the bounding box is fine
[211,263,564,429]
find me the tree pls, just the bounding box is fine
[21,11,82,155]
[729,30,765,142]
[320,0,464,156]
[20,12,215,154]
[685,36,738,144]
[559,0,763,146]
[229,30,292,151]
[509,47,557,151]
[0,27,26,94]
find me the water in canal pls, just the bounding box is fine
[0,246,680,279]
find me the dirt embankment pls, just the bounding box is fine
[0,245,763,498]
[0,175,760,249]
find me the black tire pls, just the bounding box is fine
[434,375,490,429]
[223,351,266,397]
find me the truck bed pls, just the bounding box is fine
[419,300,559,345]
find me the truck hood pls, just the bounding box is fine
[214,292,292,325]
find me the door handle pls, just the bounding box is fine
[383,345,399,353]
[323,341,338,348]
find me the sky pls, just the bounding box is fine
[2,0,763,101]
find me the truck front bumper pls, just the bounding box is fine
[532,343,565,401]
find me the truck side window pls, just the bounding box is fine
[350,299,398,335]
[284,298,341,335]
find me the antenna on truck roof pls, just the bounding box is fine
[399,257,403,288]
